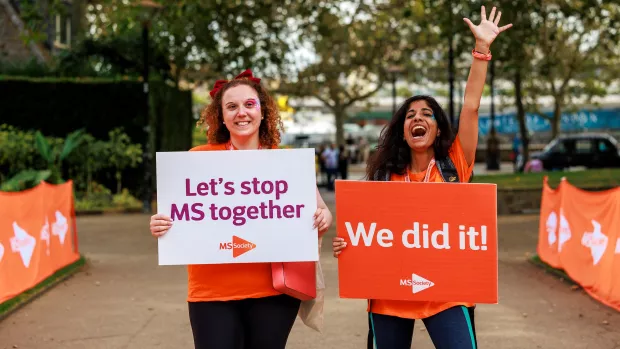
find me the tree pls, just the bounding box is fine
[60,0,302,85]
[277,1,430,145]
[525,0,620,138]
[493,0,543,172]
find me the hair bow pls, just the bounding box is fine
[209,69,261,98]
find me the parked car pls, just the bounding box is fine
[528,133,620,171]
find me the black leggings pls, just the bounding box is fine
[367,306,478,349]
[188,294,301,349]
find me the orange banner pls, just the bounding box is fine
[538,177,620,311]
[0,181,80,304]
[335,180,498,303]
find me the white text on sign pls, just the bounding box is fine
[344,222,488,251]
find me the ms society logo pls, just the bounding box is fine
[581,220,608,265]
[10,221,36,268]
[400,273,435,294]
[219,235,256,258]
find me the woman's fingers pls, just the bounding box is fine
[151,225,169,233]
[499,23,513,32]
[152,213,172,221]
[494,11,502,25]
[319,217,328,231]
[151,219,172,227]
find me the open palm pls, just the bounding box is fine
[464,6,512,48]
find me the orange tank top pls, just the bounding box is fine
[185,143,280,302]
[368,136,476,319]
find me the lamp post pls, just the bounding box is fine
[136,0,162,213]
[388,65,404,116]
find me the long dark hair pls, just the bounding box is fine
[365,95,456,180]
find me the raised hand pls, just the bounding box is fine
[463,6,512,52]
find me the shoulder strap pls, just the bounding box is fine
[436,157,460,183]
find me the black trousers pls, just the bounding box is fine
[188,294,301,349]
[367,306,478,349]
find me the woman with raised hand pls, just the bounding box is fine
[332,6,512,349]
[149,69,332,349]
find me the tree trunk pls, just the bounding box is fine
[333,107,346,146]
[551,99,562,139]
[116,171,122,194]
[86,163,92,197]
[514,69,529,173]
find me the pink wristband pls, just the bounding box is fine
[472,49,492,61]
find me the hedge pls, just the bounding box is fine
[0,76,194,197]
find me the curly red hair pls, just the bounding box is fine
[197,79,284,148]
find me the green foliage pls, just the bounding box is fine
[279,0,431,144]
[14,0,67,45]
[107,128,143,194]
[0,170,51,192]
[0,125,39,178]
[0,127,142,201]
[472,168,620,190]
[396,86,413,98]
[34,129,85,184]
[193,127,207,148]
[112,188,142,209]
[74,182,141,211]
[523,0,620,138]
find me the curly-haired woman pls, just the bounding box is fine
[332,6,512,349]
[149,69,332,349]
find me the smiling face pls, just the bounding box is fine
[403,99,439,152]
[221,85,262,141]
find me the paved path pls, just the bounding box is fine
[1,191,619,349]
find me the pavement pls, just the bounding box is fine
[1,190,620,349]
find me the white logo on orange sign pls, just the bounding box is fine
[400,273,435,294]
[558,210,571,252]
[581,220,608,266]
[52,211,68,245]
[546,211,557,246]
[0,242,4,263]
[41,217,50,256]
[10,222,36,268]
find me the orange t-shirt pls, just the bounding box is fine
[368,136,475,319]
[185,143,280,302]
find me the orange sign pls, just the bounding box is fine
[219,235,257,258]
[0,181,80,304]
[335,180,498,303]
[538,177,620,311]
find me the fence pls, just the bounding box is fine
[0,181,80,303]
[537,177,620,311]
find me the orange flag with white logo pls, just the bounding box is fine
[0,181,80,304]
[538,177,620,311]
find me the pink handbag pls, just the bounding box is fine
[271,261,316,301]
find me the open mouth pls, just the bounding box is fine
[411,125,427,139]
[235,121,250,127]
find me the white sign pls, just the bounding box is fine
[155,148,319,265]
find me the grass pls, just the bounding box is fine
[0,256,86,320]
[472,168,620,190]
[528,254,579,287]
